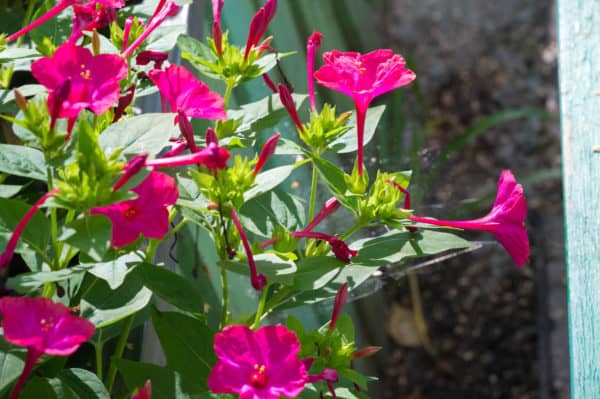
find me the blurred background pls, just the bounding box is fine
[198,0,566,398]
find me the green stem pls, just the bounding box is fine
[340,223,361,240]
[223,79,237,108]
[251,285,269,329]
[220,267,229,328]
[161,219,187,243]
[248,286,291,324]
[307,164,319,222]
[145,239,160,262]
[46,167,59,270]
[104,315,134,393]
[41,282,55,298]
[16,0,37,47]
[95,333,103,380]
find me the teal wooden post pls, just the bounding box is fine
[558,1,600,397]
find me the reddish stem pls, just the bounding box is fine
[8,348,42,399]
[7,0,74,42]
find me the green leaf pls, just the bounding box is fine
[151,309,216,383]
[116,359,207,399]
[134,263,206,313]
[0,144,46,181]
[0,338,25,395]
[0,85,46,113]
[338,368,368,390]
[58,215,112,261]
[329,105,386,153]
[56,369,109,399]
[219,253,297,285]
[244,165,294,202]
[240,189,305,238]
[20,377,58,399]
[351,229,472,266]
[84,253,141,289]
[80,270,152,327]
[312,156,357,210]
[0,197,50,258]
[0,48,40,62]
[0,184,22,198]
[292,256,344,290]
[99,113,177,156]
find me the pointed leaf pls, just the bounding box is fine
[0,144,46,181]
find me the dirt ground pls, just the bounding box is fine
[376,1,568,398]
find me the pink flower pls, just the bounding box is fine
[70,1,118,42]
[211,0,224,56]
[91,171,178,248]
[306,30,323,110]
[410,170,530,266]
[145,143,230,171]
[132,380,152,399]
[31,42,127,121]
[230,208,267,290]
[208,325,307,399]
[136,50,169,69]
[121,0,180,57]
[0,296,95,399]
[244,0,277,60]
[254,133,280,174]
[0,189,58,269]
[291,231,357,263]
[314,49,415,175]
[147,65,226,120]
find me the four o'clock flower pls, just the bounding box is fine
[136,50,169,70]
[302,197,340,233]
[306,30,323,111]
[315,49,416,175]
[70,1,118,43]
[409,170,530,266]
[121,0,180,57]
[244,0,277,60]
[31,42,127,127]
[291,231,357,263]
[278,84,304,132]
[145,142,230,171]
[132,380,152,399]
[0,189,58,269]
[208,325,307,398]
[254,133,280,174]
[148,65,226,121]
[91,171,178,248]
[211,0,225,56]
[330,282,348,331]
[0,296,95,399]
[230,208,267,290]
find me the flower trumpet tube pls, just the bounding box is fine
[121,0,180,58]
[244,0,277,60]
[291,231,357,263]
[145,143,230,170]
[0,189,58,269]
[254,132,280,174]
[262,73,278,93]
[278,84,304,132]
[6,0,77,42]
[211,0,224,56]
[122,16,134,51]
[409,170,530,266]
[0,297,95,399]
[306,30,323,111]
[230,208,267,290]
[302,197,340,233]
[315,49,416,175]
[113,153,148,191]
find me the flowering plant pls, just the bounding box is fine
[0,0,530,398]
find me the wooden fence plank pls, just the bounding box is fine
[558,1,600,397]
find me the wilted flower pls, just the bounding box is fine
[0,296,95,399]
[230,208,267,290]
[91,171,178,247]
[208,325,307,398]
[410,170,530,266]
[315,49,415,175]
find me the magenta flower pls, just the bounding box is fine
[208,325,307,398]
[113,153,148,191]
[0,189,58,269]
[121,0,180,57]
[230,208,267,290]
[410,170,530,266]
[314,49,415,175]
[254,133,280,174]
[132,380,152,399]
[70,1,117,42]
[0,296,95,399]
[306,30,323,110]
[91,171,178,248]
[31,42,127,122]
[136,50,169,69]
[145,143,230,171]
[291,231,357,263]
[147,65,226,120]
[244,0,277,60]
[278,84,304,132]
[211,0,224,56]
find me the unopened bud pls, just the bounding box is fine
[352,346,382,360]
[12,89,27,111]
[205,127,218,145]
[92,30,100,55]
[207,200,218,210]
[336,110,353,126]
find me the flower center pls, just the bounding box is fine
[355,60,366,74]
[123,205,138,220]
[80,64,92,80]
[40,316,55,333]
[249,364,269,389]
